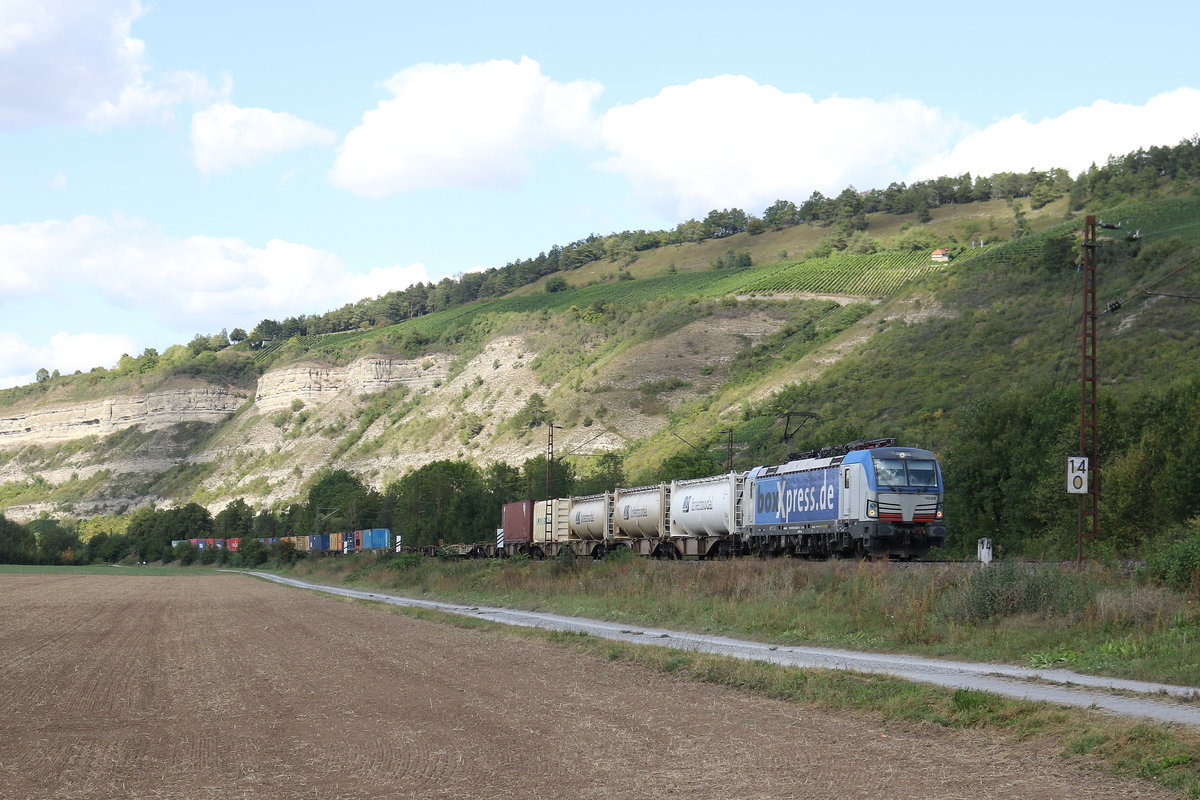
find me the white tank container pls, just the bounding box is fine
[613,484,667,538]
[669,473,744,538]
[568,493,610,540]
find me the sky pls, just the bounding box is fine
[2,0,1198,389]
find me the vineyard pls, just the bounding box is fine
[460,249,948,313]
[731,251,948,297]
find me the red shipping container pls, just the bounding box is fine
[501,500,533,544]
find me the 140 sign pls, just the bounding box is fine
[1067,457,1089,494]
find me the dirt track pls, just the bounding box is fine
[0,573,1175,799]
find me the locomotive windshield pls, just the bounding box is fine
[873,456,940,488]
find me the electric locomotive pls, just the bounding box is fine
[746,438,945,559]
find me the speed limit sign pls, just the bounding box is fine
[1067,457,1089,494]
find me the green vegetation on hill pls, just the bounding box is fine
[7,136,1197,405]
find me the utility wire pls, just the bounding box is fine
[1103,254,1200,313]
[1142,291,1200,303]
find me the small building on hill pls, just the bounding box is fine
[931,248,952,262]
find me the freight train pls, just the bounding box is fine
[169,440,943,563]
[499,439,945,560]
[171,528,394,555]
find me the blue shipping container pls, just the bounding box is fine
[364,528,390,550]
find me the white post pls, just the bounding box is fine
[977,538,993,566]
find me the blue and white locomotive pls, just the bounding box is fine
[744,439,945,559]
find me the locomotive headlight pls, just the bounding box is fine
[866,499,877,518]
[935,503,943,520]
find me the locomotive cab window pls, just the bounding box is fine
[873,457,939,488]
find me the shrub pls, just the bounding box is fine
[388,553,425,571]
[938,560,1095,624]
[1144,519,1200,593]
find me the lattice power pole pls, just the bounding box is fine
[545,423,561,542]
[1076,215,1100,563]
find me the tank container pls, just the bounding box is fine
[613,485,668,538]
[669,473,745,538]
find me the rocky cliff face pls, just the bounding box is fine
[0,308,800,522]
[253,356,449,413]
[0,386,248,447]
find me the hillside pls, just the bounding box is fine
[2,182,1199,558]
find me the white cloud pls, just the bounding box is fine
[0,330,137,388]
[0,214,430,332]
[89,69,220,128]
[0,0,216,129]
[911,88,1200,180]
[191,102,338,173]
[596,75,963,219]
[331,56,603,197]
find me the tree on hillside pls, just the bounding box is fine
[513,393,552,429]
[307,469,380,532]
[702,208,748,238]
[29,517,79,565]
[384,460,491,547]
[0,515,36,564]
[656,451,722,482]
[483,461,525,508]
[799,191,835,222]
[248,318,283,347]
[574,453,625,496]
[520,455,576,501]
[762,199,800,228]
[81,532,131,564]
[834,187,868,234]
[215,498,254,539]
[253,508,282,537]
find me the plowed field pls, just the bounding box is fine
[0,573,1173,799]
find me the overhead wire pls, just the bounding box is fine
[1103,253,1200,313]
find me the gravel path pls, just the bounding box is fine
[247,571,1200,726]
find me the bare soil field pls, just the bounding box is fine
[0,573,1175,800]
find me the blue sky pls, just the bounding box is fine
[2,0,1198,388]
